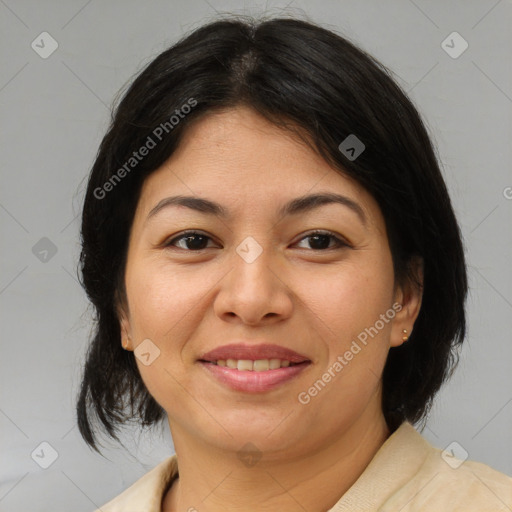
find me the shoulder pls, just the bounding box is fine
[92,455,178,512]
[382,424,512,511]
[412,449,512,510]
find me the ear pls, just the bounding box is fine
[118,305,134,352]
[390,256,424,348]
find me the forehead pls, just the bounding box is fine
[135,106,382,227]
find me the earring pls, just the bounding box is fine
[122,339,129,350]
[402,329,409,342]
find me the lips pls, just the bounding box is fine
[199,343,310,364]
[197,343,311,393]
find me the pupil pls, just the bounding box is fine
[310,235,330,250]
[186,235,207,250]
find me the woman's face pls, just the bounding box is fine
[120,106,418,459]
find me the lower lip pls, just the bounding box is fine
[198,361,310,392]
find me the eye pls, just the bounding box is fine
[163,229,350,252]
[164,230,217,251]
[294,230,350,251]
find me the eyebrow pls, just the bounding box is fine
[146,192,367,225]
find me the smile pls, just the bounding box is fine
[197,342,311,392]
[210,358,300,371]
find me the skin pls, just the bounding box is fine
[119,106,423,512]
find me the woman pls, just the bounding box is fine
[77,16,512,512]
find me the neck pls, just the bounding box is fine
[162,408,390,512]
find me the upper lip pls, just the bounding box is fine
[199,343,310,363]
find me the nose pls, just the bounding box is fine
[213,242,294,326]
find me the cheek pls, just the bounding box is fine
[327,256,395,381]
[125,260,206,410]
[307,252,395,344]
[125,259,209,340]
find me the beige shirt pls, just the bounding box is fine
[94,422,512,511]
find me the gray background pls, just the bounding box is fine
[1,0,511,511]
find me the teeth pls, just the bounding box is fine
[213,358,297,371]
[253,359,269,371]
[237,359,253,371]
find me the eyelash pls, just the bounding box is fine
[163,230,350,252]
